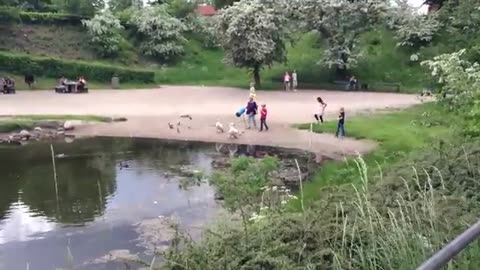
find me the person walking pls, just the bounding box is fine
[246,97,258,129]
[249,82,256,98]
[283,71,291,91]
[335,107,346,138]
[314,97,327,123]
[292,70,298,91]
[259,104,269,132]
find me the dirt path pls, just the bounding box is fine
[0,86,421,159]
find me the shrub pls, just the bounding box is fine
[0,51,155,83]
[82,11,124,57]
[19,12,86,25]
[0,6,21,23]
[129,4,187,61]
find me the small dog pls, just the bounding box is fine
[216,122,225,133]
[228,123,240,139]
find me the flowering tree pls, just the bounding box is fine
[422,49,480,135]
[298,0,387,74]
[388,0,441,47]
[82,11,124,57]
[130,4,187,60]
[216,0,288,86]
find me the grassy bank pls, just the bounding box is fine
[0,115,110,133]
[296,102,453,206]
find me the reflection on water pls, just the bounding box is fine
[0,137,219,270]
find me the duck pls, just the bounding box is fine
[119,161,130,169]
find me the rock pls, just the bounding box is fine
[34,127,42,132]
[64,136,75,143]
[112,117,128,122]
[63,120,83,131]
[57,131,65,136]
[19,130,31,137]
[63,121,74,131]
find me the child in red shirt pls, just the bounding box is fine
[260,104,269,131]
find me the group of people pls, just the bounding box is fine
[58,76,88,92]
[242,82,346,138]
[283,70,298,91]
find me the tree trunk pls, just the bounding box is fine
[253,65,261,87]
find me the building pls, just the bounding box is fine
[195,3,216,16]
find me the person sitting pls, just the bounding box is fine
[77,76,87,92]
[56,76,67,93]
[348,76,358,91]
[4,77,15,93]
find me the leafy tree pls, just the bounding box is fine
[109,0,142,13]
[216,0,288,86]
[299,0,387,77]
[422,49,480,136]
[388,0,441,47]
[129,4,187,60]
[212,0,238,9]
[82,11,124,57]
[53,0,104,16]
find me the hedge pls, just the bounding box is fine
[19,12,86,25]
[0,8,86,25]
[0,51,155,83]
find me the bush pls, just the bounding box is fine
[83,11,124,57]
[19,12,86,25]
[0,6,21,23]
[129,4,187,61]
[0,51,155,83]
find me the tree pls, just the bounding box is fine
[387,0,441,47]
[55,0,105,16]
[130,4,187,60]
[299,0,387,77]
[212,0,238,9]
[216,0,288,86]
[82,11,124,57]
[109,0,142,13]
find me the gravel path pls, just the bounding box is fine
[0,86,421,159]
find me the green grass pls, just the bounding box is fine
[296,103,453,206]
[0,114,111,133]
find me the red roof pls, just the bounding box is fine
[196,4,216,16]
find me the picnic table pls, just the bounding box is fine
[55,80,88,93]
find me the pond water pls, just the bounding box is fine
[0,137,224,270]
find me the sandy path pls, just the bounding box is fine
[0,86,421,159]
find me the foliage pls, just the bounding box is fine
[165,0,196,18]
[19,11,85,24]
[82,11,124,57]
[0,6,20,22]
[388,0,441,47]
[129,4,187,60]
[216,0,288,86]
[422,49,480,136]
[210,155,279,214]
[0,51,155,82]
[212,0,238,9]
[299,0,387,71]
[186,15,219,49]
[109,0,142,14]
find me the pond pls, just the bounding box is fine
[0,137,316,270]
[0,137,224,270]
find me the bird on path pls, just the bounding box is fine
[180,114,193,120]
[168,123,174,129]
[216,122,225,133]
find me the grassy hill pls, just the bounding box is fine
[0,21,427,92]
